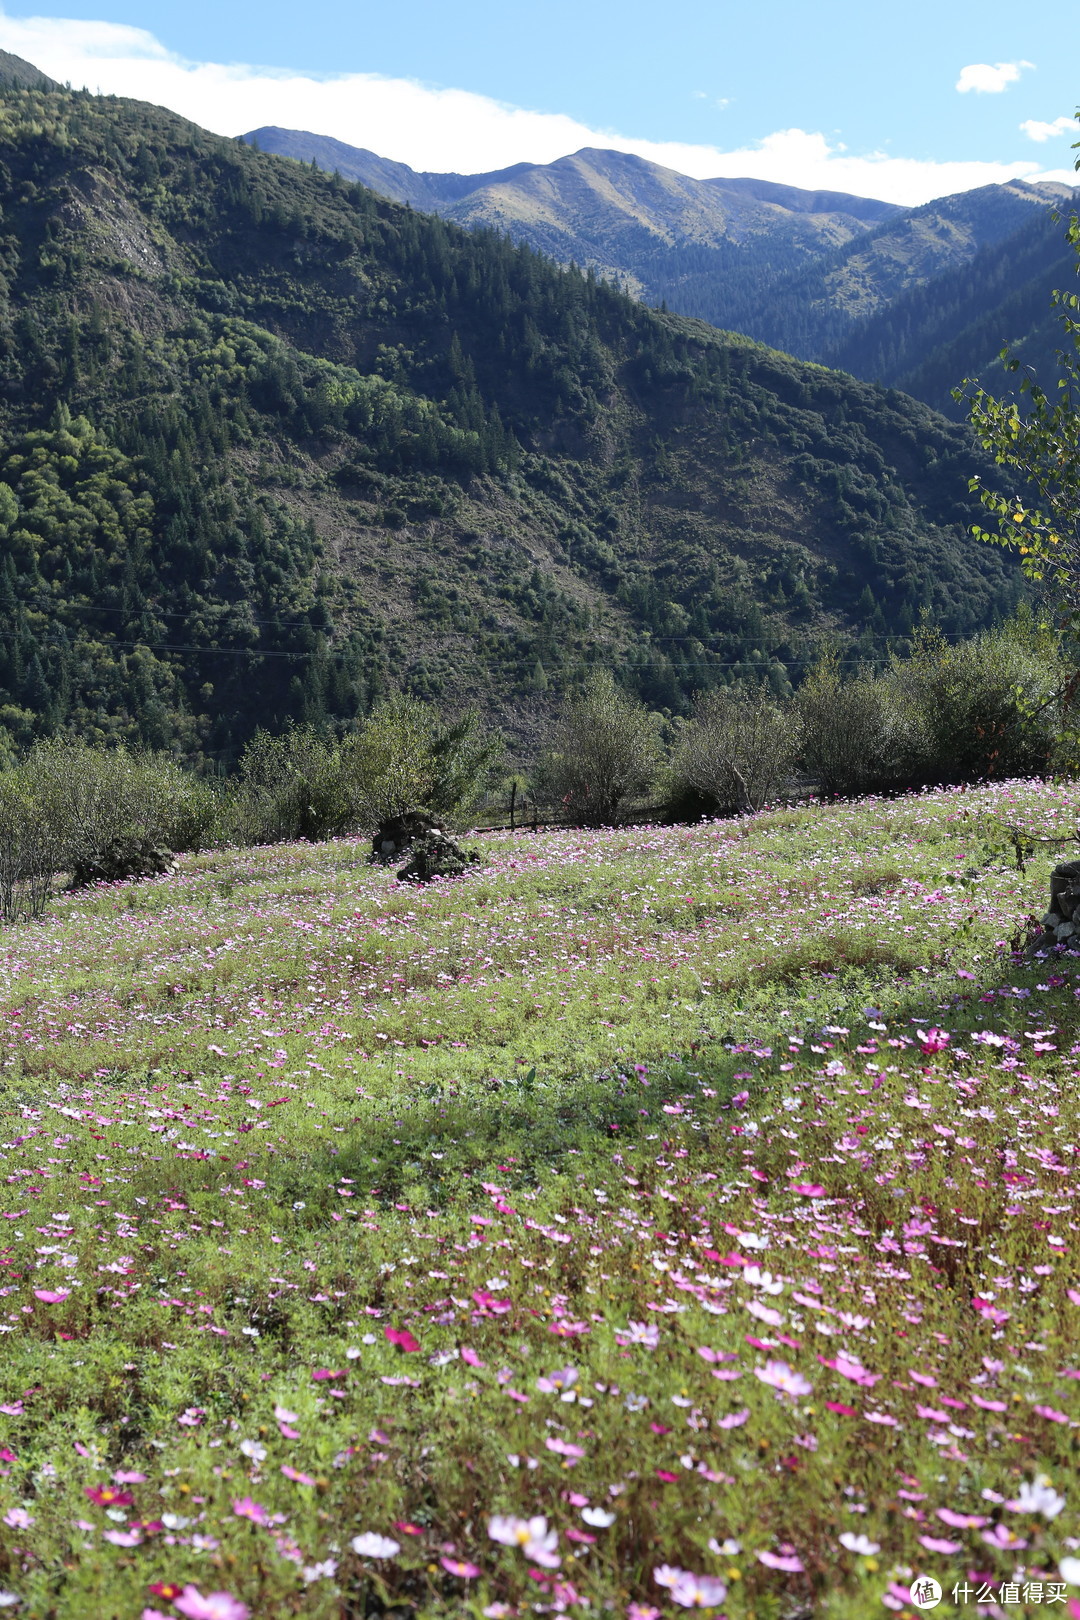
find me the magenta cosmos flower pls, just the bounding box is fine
[173,1589,250,1620]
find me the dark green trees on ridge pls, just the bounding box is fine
[0,80,1025,759]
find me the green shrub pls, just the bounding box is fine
[342,698,500,830]
[0,770,62,922]
[674,685,799,814]
[795,655,911,797]
[795,621,1063,798]
[537,671,663,826]
[0,742,218,916]
[21,740,218,869]
[227,726,351,845]
[885,622,1061,786]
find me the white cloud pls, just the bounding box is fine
[1020,115,1076,143]
[0,11,1071,206]
[955,60,1033,94]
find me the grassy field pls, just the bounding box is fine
[3,783,1080,1618]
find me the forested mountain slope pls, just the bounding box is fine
[819,206,1080,416]
[0,81,1022,761]
[244,131,900,298]
[248,125,1076,415]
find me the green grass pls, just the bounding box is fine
[2,783,1080,1617]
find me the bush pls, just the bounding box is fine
[674,685,799,815]
[343,699,500,830]
[21,740,218,880]
[0,770,62,922]
[885,622,1061,786]
[227,726,351,845]
[0,742,218,918]
[795,621,1063,798]
[537,672,663,826]
[795,656,910,798]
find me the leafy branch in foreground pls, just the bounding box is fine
[956,114,1080,619]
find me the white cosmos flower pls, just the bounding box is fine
[839,1532,881,1555]
[351,1532,400,1559]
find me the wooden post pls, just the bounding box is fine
[509,781,516,832]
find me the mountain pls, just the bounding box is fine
[0,50,57,91]
[821,204,1079,414]
[719,179,1075,355]
[244,130,901,296]
[248,126,1077,415]
[0,76,1023,764]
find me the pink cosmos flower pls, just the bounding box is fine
[440,1556,481,1578]
[231,1497,269,1525]
[826,1354,879,1388]
[754,1360,812,1399]
[756,1549,804,1573]
[918,1535,960,1554]
[536,1367,578,1394]
[86,1485,134,1508]
[982,1524,1029,1550]
[919,1028,950,1053]
[717,1408,750,1428]
[3,1508,32,1529]
[669,1572,728,1608]
[792,1183,826,1198]
[33,1288,70,1304]
[103,1528,142,1546]
[174,1590,250,1620]
[936,1508,986,1529]
[545,1438,584,1459]
[614,1321,660,1349]
[385,1326,420,1353]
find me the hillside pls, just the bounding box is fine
[0,49,57,92]
[724,179,1075,356]
[819,204,1080,415]
[0,81,1025,763]
[244,131,900,300]
[247,125,1077,413]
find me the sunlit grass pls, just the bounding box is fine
[1,782,1079,1616]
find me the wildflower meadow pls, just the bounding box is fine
[3,783,1080,1617]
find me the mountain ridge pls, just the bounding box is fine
[246,124,1078,416]
[0,75,1025,763]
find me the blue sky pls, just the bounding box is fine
[0,0,1075,202]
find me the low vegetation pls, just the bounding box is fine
[1,781,1080,1616]
[0,613,1068,929]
